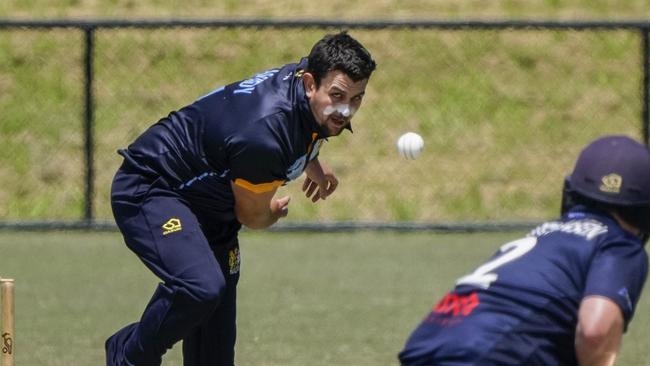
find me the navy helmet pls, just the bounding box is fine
[562,135,650,234]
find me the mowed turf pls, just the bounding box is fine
[0,230,649,365]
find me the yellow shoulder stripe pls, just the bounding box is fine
[306,132,318,155]
[234,178,284,193]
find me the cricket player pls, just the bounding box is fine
[399,135,650,365]
[105,31,376,366]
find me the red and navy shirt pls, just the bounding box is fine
[399,207,648,365]
[118,58,325,222]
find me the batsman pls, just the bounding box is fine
[105,32,376,366]
[399,135,650,365]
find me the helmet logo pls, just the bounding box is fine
[599,174,622,193]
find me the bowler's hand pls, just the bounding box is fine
[271,196,291,218]
[303,159,338,202]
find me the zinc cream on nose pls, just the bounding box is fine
[323,104,356,117]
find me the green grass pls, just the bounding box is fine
[0,2,646,223]
[0,231,649,365]
[0,27,641,222]
[3,1,650,19]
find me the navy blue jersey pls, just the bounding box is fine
[399,207,648,365]
[118,58,326,222]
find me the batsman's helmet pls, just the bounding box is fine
[562,135,650,234]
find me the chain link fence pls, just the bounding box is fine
[1,20,647,230]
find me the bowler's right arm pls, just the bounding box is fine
[231,181,290,229]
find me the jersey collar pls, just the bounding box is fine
[564,205,646,244]
[295,77,327,139]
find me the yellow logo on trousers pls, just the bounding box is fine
[162,218,182,235]
[228,247,240,274]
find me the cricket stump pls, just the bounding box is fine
[1,279,14,366]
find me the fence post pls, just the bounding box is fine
[83,26,95,222]
[642,28,650,145]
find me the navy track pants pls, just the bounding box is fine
[106,166,240,366]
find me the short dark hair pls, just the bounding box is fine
[306,31,376,86]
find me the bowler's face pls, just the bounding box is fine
[304,70,368,137]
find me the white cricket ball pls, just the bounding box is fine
[397,132,424,159]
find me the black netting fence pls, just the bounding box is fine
[1,20,649,231]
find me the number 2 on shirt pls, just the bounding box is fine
[456,237,538,289]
